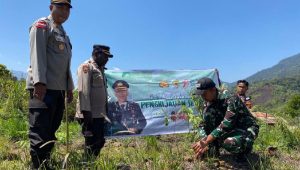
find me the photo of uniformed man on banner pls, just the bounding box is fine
[105,80,147,136]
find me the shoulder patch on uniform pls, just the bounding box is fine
[82,64,90,73]
[35,20,47,29]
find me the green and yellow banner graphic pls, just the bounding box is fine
[104,69,220,137]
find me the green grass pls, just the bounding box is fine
[0,119,300,169]
[0,75,299,169]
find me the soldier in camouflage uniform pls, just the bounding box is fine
[192,77,259,159]
[236,79,253,110]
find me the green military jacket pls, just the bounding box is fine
[200,92,259,139]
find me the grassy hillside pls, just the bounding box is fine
[247,77,300,114]
[246,53,300,83]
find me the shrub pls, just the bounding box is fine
[284,94,300,118]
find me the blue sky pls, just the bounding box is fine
[0,0,300,82]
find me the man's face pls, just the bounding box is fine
[50,4,70,25]
[201,88,216,102]
[236,83,248,95]
[115,88,128,103]
[93,51,109,66]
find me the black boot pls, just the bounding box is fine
[30,154,53,170]
[236,153,248,163]
[30,154,42,170]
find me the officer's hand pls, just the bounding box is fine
[33,83,46,101]
[67,90,73,103]
[128,128,138,134]
[82,111,93,123]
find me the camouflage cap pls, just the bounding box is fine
[93,45,113,58]
[51,0,72,8]
[112,80,129,91]
[194,77,216,95]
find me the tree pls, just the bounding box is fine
[284,94,300,118]
[0,64,12,79]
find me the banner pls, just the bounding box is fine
[104,69,221,137]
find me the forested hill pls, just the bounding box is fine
[247,77,300,112]
[246,53,300,83]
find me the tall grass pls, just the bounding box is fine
[254,118,300,152]
[0,80,28,141]
[0,76,300,169]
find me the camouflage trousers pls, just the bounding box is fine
[211,129,255,155]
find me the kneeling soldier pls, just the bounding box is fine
[192,78,259,160]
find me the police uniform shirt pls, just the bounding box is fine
[76,58,108,118]
[27,15,74,90]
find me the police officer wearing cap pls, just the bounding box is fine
[26,0,73,169]
[75,44,113,158]
[192,77,259,160]
[106,80,147,135]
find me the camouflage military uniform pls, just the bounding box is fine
[237,94,253,110]
[199,92,259,154]
[106,101,147,135]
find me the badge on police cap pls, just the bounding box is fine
[59,44,65,50]
[117,82,124,87]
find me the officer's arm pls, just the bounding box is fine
[29,20,49,85]
[210,98,238,139]
[77,64,92,112]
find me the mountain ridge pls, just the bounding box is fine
[246,53,300,83]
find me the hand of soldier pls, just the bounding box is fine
[33,83,47,101]
[195,145,208,159]
[245,100,253,109]
[192,139,208,159]
[192,136,207,151]
[67,90,73,103]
